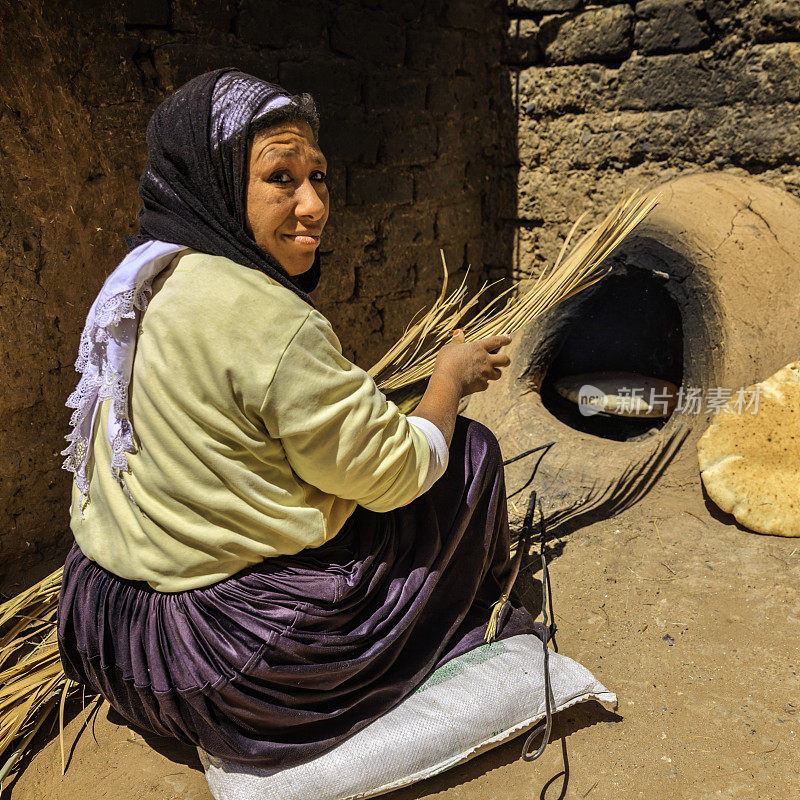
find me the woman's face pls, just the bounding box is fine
[245,119,329,276]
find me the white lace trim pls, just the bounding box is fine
[62,241,187,513]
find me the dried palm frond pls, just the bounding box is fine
[368,188,661,395]
[0,188,660,783]
[0,566,80,789]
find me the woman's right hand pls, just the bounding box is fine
[433,331,512,397]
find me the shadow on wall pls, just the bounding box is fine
[0,0,517,581]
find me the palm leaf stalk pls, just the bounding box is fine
[370,188,661,395]
[0,188,659,784]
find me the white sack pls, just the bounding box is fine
[200,633,616,800]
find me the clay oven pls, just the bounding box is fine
[469,172,800,531]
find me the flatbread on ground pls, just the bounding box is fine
[554,372,679,418]
[698,362,800,537]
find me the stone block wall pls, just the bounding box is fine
[506,0,800,274]
[0,0,515,575]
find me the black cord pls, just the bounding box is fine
[521,498,554,762]
[505,443,555,501]
[501,443,557,762]
[502,442,555,468]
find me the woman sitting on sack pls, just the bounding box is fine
[57,69,537,769]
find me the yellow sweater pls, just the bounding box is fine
[71,251,430,592]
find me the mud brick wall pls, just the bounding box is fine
[506,0,800,274]
[0,0,515,574]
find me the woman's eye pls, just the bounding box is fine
[268,171,292,184]
[311,171,327,183]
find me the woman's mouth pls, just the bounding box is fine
[283,233,321,247]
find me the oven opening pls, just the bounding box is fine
[540,268,684,442]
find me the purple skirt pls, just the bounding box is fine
[57,416,537,769]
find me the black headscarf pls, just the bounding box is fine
[127,68,320,303]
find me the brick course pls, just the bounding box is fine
[507,0,800,275]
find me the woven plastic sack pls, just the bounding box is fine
[199,634,615,800]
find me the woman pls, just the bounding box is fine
[57,69,537,770]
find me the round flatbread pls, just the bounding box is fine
[697,362,800,537]
[554,372,679,419]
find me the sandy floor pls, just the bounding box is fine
[6,472,799,800]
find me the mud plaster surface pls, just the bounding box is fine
[6,456,799,800]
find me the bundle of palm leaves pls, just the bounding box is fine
[0,570,75,789]
[371,188,660,410]
[0,187,659,786]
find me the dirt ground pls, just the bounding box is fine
[5,459,799,800]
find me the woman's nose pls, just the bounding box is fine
[295,179,326,221]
